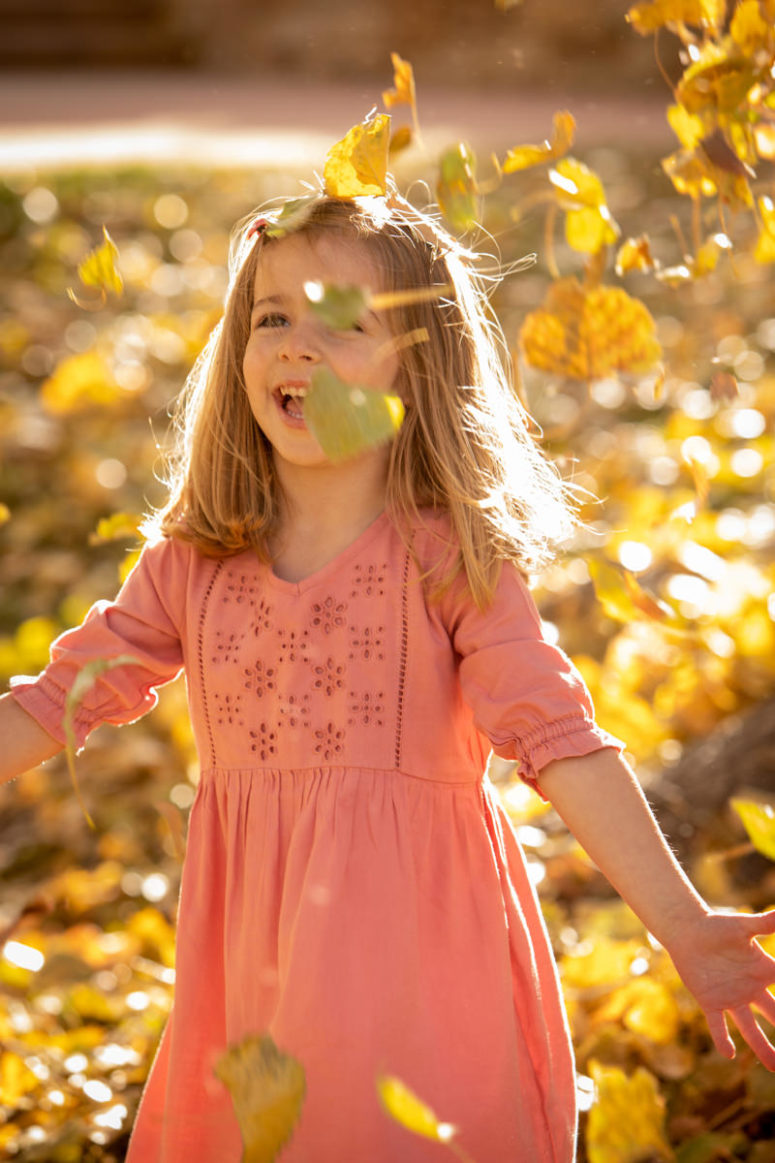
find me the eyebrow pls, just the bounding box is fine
[250,295,284,317]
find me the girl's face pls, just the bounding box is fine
[242,231,400,474]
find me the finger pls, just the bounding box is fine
[753,990,775,1027]
[750,909,775,937]
[732,1008,775,1071]
[705,1009,735,1060]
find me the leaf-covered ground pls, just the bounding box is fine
[0,136,774,1160]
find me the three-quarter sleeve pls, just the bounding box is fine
[440,560,624,792]
[9,537,191,748]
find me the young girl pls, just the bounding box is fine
[2,190,775,1163]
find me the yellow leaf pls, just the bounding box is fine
[502,110,576,173]
[561,936,644,990]
[0,503,9,525]
[550,158,607,209]
[565,206,620,254]
[627,0,724,33]
[382,52,416,113]
[89,511,143,545]
[389,125,413,155]
[68,226,123,304]
[755,197,775,263]
[754,124,775,161]
[678,47,758,117]
[436,142,478,232]
[0,1051,39,1105]
[731,798,775,861]
[214,1035,306,1163]
[376,1075,456,1142]
[519,278,661,381]
[41,351,122,414]
[586,1062,673,1163]
[694,235,724,275]
[666,104,706,150]
[324,113,390,198]
[730,0,769,50]
[661,151,717,199]
[615,235,656,275]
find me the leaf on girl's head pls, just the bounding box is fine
[303,368,404,463]
[586,1061,671,1163]
[519,278,661,381]
[324,113,391,198]
[502,110,575,173]
[63,656,143,829]
[436,143,479,232]
[382,53,416,114]
[376,1075,457,1143]
[263,197,318,240]
[731,799,775,862]
[214,1035,305,1163]
[303,281,370,330]
[67,227,123,307]
[615,235,656,276]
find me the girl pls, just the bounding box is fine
[2,191,775,1163]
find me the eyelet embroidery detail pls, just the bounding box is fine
[243,660,277,698]
[250,596,273,637]
[312,657,345,697]
[348,690,385,727]
[223,572,258,607]
[213,691,244,727]
[277,693,311,730]
[277,627,309,663]
[310,596,347,634]
[250,722,278,760]
[212,629,245,665]
[314,722,344,761]
[349,625,384,662]
[351,562,386,598]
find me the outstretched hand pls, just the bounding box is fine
[665,909,775,1070]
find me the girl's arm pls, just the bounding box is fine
[0,692,63,782]
[540,748,775,1069]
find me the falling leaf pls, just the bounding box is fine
[41,352,122,414]
[549,159,620,253]
[519,278,661,381]
[324,113,390,198]
[214,1035,305,1163]
[68,227,123,307]
[754,197,775,263]
[303,367,404,463]
[263,197,317,240]
[708,369,739,402]
[626,0,725,34]
[63,656,143,828]
[588,559,673,624]
[376,1075,457,1143]
[731,799,775,861]
[389,126,413,155]
[667,104,706,151]
[303,281,370,330]
[502,110,576,173]
[382,53,417,122]
[729,0,770,51]
[436,143,479,232]
[586,1061,672,1163]
[615,235,656,275]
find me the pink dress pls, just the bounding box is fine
[11,510,621,1163]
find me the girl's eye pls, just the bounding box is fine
[255,312,289,329]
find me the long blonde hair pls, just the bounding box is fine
[149,192,575,606]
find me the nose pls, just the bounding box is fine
[277,322,321,364]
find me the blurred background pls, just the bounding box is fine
[1,3,775,1161]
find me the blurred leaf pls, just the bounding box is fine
[667,104,706,150]
[755,197,775,263]
[549,159,620,253]
[502,110,575,173]
[626,0,725,34]
[0,503,9,525]
[64,656,142,829]
[68,227,123,306]
[41,352,121,414]
[389,126,413,155]
[708,369,739,402]
[519,278,661,380]
[586,1061,673,1163]
[616,235,656,275]
[303,281,370,329]
[214,1035,305,1163]
[729,0,770,53]
[376,1075,457,1143]
[676,1132,749,1163]
[89,512,143,545]
[382,52,417,121]
[303,367,404,463]
[731,798,775,861]
[436,143,479,232]
[0,1051,39,1104]
[324,113,390,198]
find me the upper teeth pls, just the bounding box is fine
[281,386,308,398]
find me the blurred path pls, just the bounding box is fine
[0,70,671,170]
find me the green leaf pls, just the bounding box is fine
[436,143,479,232]
[264,197,318,240]
[63,655,142,828]
[303,367,405,463]
[731,799,775,861]
[304,282,370,330]
[376,1075,457,1143]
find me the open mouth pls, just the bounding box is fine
[275,385,308,419]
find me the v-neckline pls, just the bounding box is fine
[262,510,390,595]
